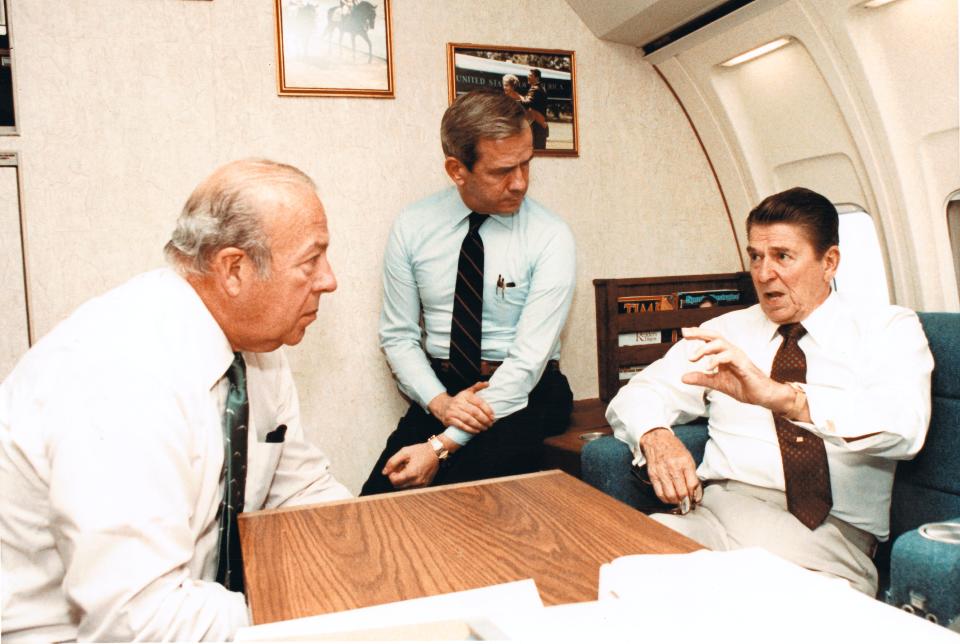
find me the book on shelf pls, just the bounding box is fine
[677,289,741,309]
[618,329,679,346]
[618,365,647,381]
[617,294,675,314]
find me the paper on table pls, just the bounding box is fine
[597,548,958,643]
[234,578,543,641]
[599,547,851,601]
[489,600,637,641]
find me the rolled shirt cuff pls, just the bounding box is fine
[442,427,473,446]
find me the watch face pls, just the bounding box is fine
[429,436,448,460]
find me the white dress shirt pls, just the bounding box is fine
[607,292,933,539]
[0,269,350,642]
[379,187,576,445]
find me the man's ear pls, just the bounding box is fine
[822,245,840,283]
[444,156,468,186]
[209,247,246,297]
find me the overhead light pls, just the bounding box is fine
[720,37,792,67]
[862,0,900,7]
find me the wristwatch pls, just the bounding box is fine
[427,435,450,462]
[784,382,807,420]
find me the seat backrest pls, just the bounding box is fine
[888,312,960,541]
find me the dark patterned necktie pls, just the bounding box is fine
[216,352,249,593]
[771,323,832,530]
[448,212,489,386]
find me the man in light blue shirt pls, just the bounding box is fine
[361,91,576,494]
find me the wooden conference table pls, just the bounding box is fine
[239,470,701,625]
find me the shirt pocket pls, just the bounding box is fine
[245,438,283,510]
[490,276,529,326]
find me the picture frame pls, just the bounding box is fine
[446,43,578,157]
[274,0,394,98]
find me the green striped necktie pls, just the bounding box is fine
[216,352,249,593]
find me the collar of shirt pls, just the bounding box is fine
[763,290,847,356]
[448,200,518,231]
[163,269,236,391]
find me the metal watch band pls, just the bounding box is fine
[428,435,449,461]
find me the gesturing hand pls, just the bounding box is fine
[640,428,702,505]
[428,382,495,434]
[680,327,789,411]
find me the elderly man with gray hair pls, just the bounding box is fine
[0,159,350,642]
[361,90,576,494]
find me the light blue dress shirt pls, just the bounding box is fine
[379,186,576,445]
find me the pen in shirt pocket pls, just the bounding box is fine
[496,274,516,299]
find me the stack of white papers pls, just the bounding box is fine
[234,579,543,641]
[491,549,959,642]
[595,548,956,643]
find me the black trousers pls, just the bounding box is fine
[360,367,573,495]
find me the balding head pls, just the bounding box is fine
[168,159,336,352]
[164,158,317,277]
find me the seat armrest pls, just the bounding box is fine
[581,422,708,513]
[885,517,960,629]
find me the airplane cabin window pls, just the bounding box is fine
[948,194,960,301]
[832,204,890,307]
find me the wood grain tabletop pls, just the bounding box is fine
[239,470,702,625]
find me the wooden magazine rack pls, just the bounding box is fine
[593,272,757,402]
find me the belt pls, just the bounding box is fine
[432,358,560,378]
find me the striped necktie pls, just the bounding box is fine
[448,212,488,386]
[216,352,249,593]
[771,323,832,530]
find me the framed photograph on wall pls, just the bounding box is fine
[446,43,578,157]
[274,0,394,98]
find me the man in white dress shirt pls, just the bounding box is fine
[0,159,350,641]
[606,187,933,595]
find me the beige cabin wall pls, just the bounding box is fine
[3,0,736,492]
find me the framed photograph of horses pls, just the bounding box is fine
[446,43,578,157]
[274,0,394,98]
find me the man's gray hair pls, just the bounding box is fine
[502,74,519,89]
[164,159,316,277]
[441,90,528,171]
